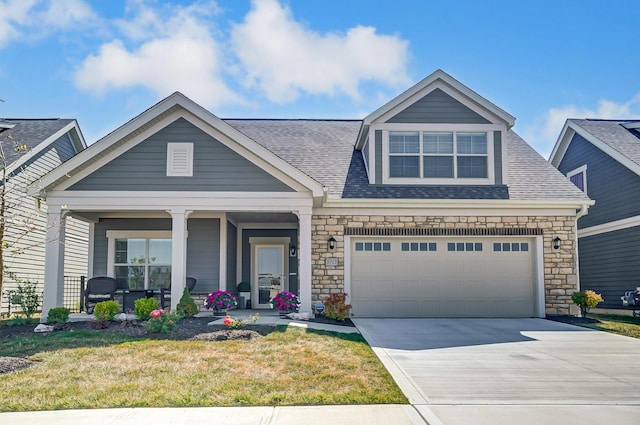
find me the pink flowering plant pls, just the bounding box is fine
[269,291,300,312]
[145,309,180,334]
[223,313,259,329]
[205,290,237,311]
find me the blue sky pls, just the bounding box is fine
[1,0,639,157]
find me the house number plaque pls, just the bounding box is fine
[325,258,339,266]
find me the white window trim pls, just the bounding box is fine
[567,164,587,194]
[378,123,498,185]
[106,231,173,288]
[362,138,371,181]
[166,142,194,177]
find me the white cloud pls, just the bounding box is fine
[0,0,99,47]
[230,0,410,103]
[74,1,242,108]
[523,93,640,158]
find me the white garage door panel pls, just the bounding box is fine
[351,238,535,317]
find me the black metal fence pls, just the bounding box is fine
[63,275,86,313]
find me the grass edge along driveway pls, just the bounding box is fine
[0,326,407,412]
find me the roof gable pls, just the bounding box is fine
[357,70,515,148]
[38,93,325,197]
[69,117,295,192]
[0,119,85,176]
[385,87,491,124]
[550,119,640,177]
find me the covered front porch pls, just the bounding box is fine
[41,194,314,319]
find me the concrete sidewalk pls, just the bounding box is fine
[0,405,428,425]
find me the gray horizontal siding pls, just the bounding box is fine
[70,118,294,192]
[558,133,640,229]
[579,226,640,309]
[92,218,220,293]
[387,88,491,124]
[494,131,503,185]
[186,218,220,294]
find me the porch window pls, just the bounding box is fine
[108,231,172,290]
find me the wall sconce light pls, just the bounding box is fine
[289,244,297,257]
[328,237,337,251]
[553,236,561,250]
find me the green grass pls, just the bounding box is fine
[0,326,406,411]
[578,313,640,339]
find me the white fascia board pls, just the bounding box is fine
[38,93,324,197]
[314,206,581,217]
[578,214,640,238]
[549,119,575,166]
[319,197,593,211]
[7,121,83,176]
[45,190,313,211]
[363,70,515,129]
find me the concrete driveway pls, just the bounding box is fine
[354,318,640,425]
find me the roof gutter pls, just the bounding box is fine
[576,203,590,220]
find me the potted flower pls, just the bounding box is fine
[205,290,237,316]
[270,291,300,315]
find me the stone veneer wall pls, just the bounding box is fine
[311,214,578,316]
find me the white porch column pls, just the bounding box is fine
[219,214,227,292]
[41,206,66,322]
[297,209,312,314]
[170,209,190,311]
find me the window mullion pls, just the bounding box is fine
[453,132,458,178]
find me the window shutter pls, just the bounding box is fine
[166,143,193,176]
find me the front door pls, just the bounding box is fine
[254,245,285,308]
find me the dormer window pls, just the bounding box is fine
[387,129,490,182]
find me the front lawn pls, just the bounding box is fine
[0,326,406,411]
[577,313,640,339]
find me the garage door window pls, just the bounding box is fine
[355,242,391,252]
[447,242,483,252]
[493,242,529,252]
[401,242,437,252]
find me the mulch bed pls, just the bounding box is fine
[0,314,355,374]
[546,315,601,325]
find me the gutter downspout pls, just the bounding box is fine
[573,204,589,315]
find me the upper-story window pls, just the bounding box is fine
[388,131,488,179]
[567,165,587,193]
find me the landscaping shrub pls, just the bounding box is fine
[134,297,159,320]
[324,293,352,321]
[6,282,41,319]
[572,290,604,317]
[176,287,199,318]
[94,300,120,322]
[146,309,180,334]
[46,307,70,324]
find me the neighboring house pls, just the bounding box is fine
[550,119,640,310]
[36,70,590,319]
[0,119,88,315]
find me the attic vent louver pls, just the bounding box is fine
[166,142,193,177]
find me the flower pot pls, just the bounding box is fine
[213,309,227,316]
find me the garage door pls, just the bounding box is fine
[350,238,536,317]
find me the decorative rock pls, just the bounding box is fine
[114,313,137,321]
[287,312,311,321]
[34,324,55,333]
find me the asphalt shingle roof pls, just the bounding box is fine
[569,119,640,166]
[226,119,589,202]
[0,119,73,167]
[505,130,590,201]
